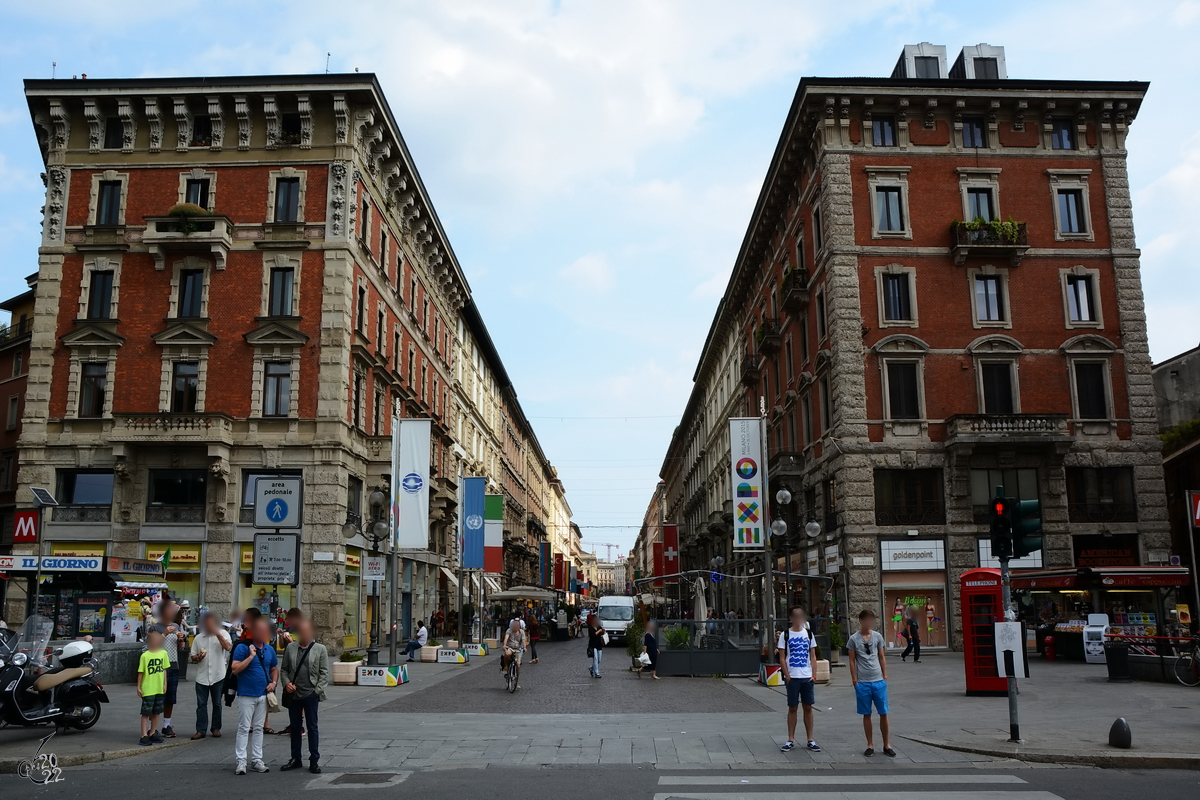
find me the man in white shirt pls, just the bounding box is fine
[776,605,819,753]
[404,621,429,662]
[189,610,232,739]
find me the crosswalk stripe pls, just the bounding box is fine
[653,792,1064,800]
[659,776,1028,786]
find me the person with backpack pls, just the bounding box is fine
[230,618,278,775]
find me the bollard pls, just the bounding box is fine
[1108,717,1132,749]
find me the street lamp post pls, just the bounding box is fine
[771,488,793,610]
[710,555,724,620]
[343,485,390,667]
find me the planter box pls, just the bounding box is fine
[814,659,831,684]
[444,639,459,649]
[419,645,440,663]
[483,638,499,650]
[656,647,761,677]
[333,659,363,685]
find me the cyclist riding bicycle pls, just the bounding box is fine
[501,618,527,690]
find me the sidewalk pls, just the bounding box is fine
[5,642,1199,772]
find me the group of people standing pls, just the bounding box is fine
[135,599,329,775]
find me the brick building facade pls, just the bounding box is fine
[12,74,568,647]
[654,45,1168,648]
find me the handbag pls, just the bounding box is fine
[257,649,281,712]
[602,632,610,646]
[587,645,595,658]
[282,644,313,710]
[637,652,652,667]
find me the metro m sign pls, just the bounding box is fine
[14,510,38,543]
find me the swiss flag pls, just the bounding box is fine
[663,524,679,581]
[14,510,38,543]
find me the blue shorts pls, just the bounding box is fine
[785,677,815,707]
[855,680,888,715]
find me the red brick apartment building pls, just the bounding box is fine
[11,74,484,643]
[658,44,1171,647]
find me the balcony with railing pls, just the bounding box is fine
[950,220,1029,266]
[52,505,113,523]
[781,269,810,313]
[946,414,1071,444]
[142,215,234,270]
[146,505,205,523]
[110,413,235,445]
[1067,502,1138,524]
[0,318,31,344]
[754,319,782,354]
[740,355,761,387]
[875,504,946,527]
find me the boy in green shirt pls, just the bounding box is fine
[137,630,170,746]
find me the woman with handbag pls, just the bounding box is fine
[641,619,660,680]
[280,619,327,774]
[587,613,607,678]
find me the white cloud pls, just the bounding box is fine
[559,253,614,292]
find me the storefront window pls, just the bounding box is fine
[881,539,948,649]
[144,543,203,616]
[344,548,361,649]
[883,585,948,649]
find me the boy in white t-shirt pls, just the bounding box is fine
[776,606,819,753]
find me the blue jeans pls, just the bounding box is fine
[404,640,422,659]
[288,693,320,764]
[195,679,223,734]
[592,648,602,676]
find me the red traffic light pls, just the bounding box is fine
[993,500,1005,516]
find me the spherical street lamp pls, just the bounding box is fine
[805,520,822,539]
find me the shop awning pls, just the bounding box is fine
[484,576,501,593]
[439,567,459,587]
[1011,567,1191,590]
[116,580,170,591]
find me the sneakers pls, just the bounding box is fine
[780,740,795,752]
[235,762,247,776]
[251,761,270,773]
[807,741,822,752]
[138,735,153,746]
[162,725,176,738]
[150,731,165,744]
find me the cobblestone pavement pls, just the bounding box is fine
[372,638,773,714]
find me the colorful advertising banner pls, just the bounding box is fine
[484,494,504,573]
[392,418,432,549]
[729,417,766,548]
[553,552,564,590]
[461,477,485,569]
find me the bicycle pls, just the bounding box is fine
[504,650,519,693]
[1174,637,1200,687]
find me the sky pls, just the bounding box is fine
[2,1,1199,558]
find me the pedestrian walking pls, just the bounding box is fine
[776,605,819,753]
[403,620,428,662]
[280,619,328,774]
[137,629,169,746]
[642,619,660,679]
[586,613,606,678]
[230,618,278,775]
[526,609,540,664]
[900,608,921,662]
[189,610,232,739]
[146,599,183,738]
[847,609,894,757]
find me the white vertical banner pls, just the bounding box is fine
[729,417,765,549]
[392,418,432,550]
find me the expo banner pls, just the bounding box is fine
[393,418,431,550]
[729,417,765,548]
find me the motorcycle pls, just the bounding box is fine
[0,614,109,731]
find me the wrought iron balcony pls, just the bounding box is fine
[875,504,946,526]
[755,319,782,354]
[142,215,234,270]
[740,355,761,386]
[781,269,810,313]
[110,413,235,445]
[951,221,1029,266]
[946,413,1071,444]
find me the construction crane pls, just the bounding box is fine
[583,541,621,561]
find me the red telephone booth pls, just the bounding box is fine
[960,568,1007,696]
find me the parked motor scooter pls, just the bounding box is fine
[0,614,109,731]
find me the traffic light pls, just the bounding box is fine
[1010,498,1043,559]
[990,492,1013,560]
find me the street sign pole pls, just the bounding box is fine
[1186,492,1200,630]
[759,410,775,627]
[999,552,1020,743]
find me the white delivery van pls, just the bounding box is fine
[596,596,636,643]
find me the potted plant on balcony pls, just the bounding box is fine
[950,215,1022,244]
[166,202,213,235]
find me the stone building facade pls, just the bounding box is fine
[12,74,568,647]
[651,45,1166,648]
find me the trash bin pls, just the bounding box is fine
[1044,634,1056,662]
[1104,639,1131,682]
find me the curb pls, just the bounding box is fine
[0,733,193,774]
[902,734,1200,771]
